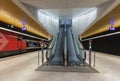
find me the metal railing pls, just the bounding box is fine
[89,51,96,67]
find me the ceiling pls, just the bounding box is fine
[37,8,91,19]
[19,0,109,9]
[17,0,110,19]
[12,0,119,38]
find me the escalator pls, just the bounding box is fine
[66,27,83,66]
[47,27,65,66]
[46,24,85,66]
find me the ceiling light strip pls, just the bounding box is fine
[81,31,120,41]
[0,27,48,41]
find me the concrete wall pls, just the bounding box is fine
[37,9,59,38]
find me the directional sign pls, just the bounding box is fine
[0,32,8,50]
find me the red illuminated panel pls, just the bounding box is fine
[0,30,26,52]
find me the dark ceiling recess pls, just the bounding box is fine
[81,28,120,56]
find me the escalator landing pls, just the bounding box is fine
[36,64,98,73]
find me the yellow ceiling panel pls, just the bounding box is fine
[0,0,52,39]
[81,4,120,39]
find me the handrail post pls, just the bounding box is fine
[84,49,86,65]
[38,50,40,66]
[41,47,44,65]
[89,39,92,66]
[93,52,96,67]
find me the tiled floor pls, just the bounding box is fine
[0,50,120,81]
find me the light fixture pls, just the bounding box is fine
[109,17,115,31]
[21,19,27,31]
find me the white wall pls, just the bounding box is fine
[72,8,97,37]
[37,9,59,37]
[72,0,114,38]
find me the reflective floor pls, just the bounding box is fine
[0,50,120,81]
